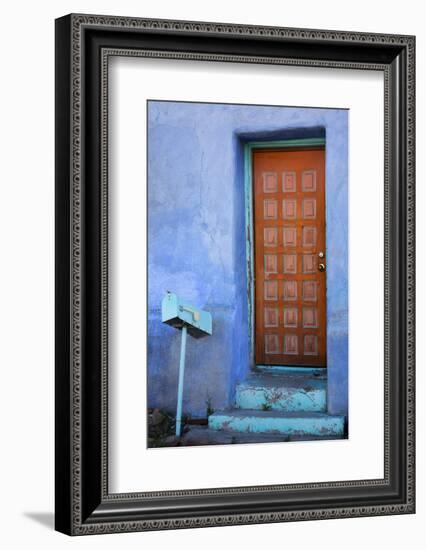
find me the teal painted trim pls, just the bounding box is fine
[247,138,325,151]
[244,143,255,366]
[244,138,326,370]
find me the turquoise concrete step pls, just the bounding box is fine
[235,371,327,412]
[208,409,345,437]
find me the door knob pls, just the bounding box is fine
[318,251,325,258]
[318,263,325,272]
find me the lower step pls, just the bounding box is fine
[208,409,345,437]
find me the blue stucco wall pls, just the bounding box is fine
[147,101,348,418]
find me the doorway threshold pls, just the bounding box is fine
[255,365,326,375]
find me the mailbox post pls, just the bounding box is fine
[161,292,212,436]
[176,324,188,438]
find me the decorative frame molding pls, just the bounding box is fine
[55,13,415,535]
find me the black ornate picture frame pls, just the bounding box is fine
[55,13,415,535]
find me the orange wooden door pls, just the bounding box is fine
[253,148,326,367]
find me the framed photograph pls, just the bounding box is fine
[55,14,415,535]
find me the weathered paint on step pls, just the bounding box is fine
[179,426,343,446]
[235,372,326,412]
[208,409,344,437]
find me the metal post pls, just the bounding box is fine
[175,324,187,437]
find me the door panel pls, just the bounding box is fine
[253,149,326,367]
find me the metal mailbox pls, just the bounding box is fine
[161,292,213,436]
[161,292,212,338]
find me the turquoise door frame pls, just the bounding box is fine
[243,138,326,369]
